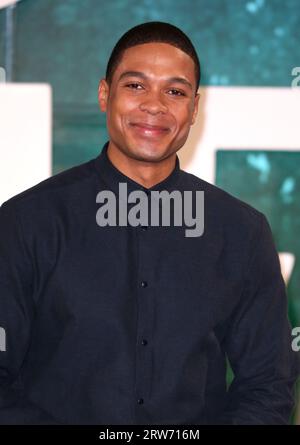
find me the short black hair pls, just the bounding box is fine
[105,21,201,92]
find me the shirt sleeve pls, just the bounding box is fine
[219,212,300,425]
[0,202,59,424]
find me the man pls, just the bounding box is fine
[0,21,299,425]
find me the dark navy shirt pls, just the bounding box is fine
[0,141,298,424]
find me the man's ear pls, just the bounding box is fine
[191,92,200,126]
[98,79,109,112]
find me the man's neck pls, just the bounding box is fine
[106,142,177,189]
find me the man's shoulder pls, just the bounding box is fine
[1,157,96,212]
[179,169,264,228]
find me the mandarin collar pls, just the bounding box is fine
[94,141,181,195]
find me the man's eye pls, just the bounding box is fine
[168,89,185,96]
[125,83,143,90]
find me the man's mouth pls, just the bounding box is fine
[129,122,170,137]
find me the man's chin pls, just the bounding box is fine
[130,146,170,163]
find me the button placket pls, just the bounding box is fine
[134,214,154,413]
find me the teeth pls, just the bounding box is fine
[139,125,165,130]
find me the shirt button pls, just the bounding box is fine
[137,398,144,405]
[141,339,148,346]
[141,281,148,288]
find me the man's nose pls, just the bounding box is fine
[139,91,168,115]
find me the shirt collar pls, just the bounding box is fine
[94,141,181,195]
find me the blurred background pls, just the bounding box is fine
[0,0,299,424]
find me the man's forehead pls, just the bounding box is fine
[114,43,196,80]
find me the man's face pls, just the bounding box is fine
[98,42,200,163]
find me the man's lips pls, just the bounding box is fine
[129,122,170,132]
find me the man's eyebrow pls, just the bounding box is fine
[118,71,193,90]
[118,71,147,82]
[167,77,193,90]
